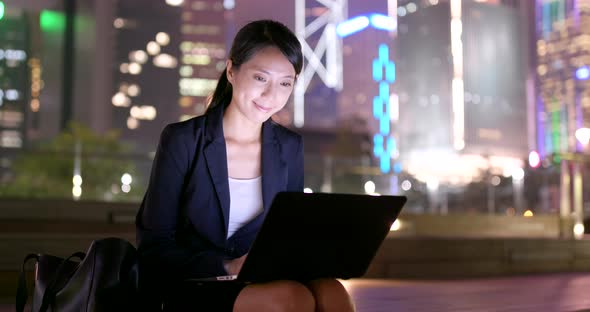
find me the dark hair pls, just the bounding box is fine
[207,20,303,111]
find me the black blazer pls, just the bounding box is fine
[135,104,304,283]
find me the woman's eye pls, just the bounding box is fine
[281,82,292,87]
[254,75,266,82]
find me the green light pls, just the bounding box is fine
[0,2,4,21]
[40,10,65,32]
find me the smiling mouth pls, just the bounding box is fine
[254,102,272,112]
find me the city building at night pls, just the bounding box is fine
[177,0,228,120]
[0,7,29,183]
[113,0,182,151]
[395,0,530,196]
[0,10,29,151]
[535,0,590,227]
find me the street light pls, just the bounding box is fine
[575,127,590,145]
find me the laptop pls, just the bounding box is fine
[189,191,406,283]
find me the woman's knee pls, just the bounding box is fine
[307,279,355,312]
[268,280,315,311]
[235,280,315,312]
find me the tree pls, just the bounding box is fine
[1,122,143,201]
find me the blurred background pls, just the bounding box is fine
[2,0,590,302]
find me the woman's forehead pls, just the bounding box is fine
[241,47,296,76]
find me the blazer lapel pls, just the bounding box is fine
[260,121,288,214]
[203,105,231,236]
[204,142,230,235]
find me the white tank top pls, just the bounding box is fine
[227,176,263,238]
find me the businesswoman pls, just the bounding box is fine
[136,20,355,311]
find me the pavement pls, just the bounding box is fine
[3,272,590,311]
[343,273,590,312]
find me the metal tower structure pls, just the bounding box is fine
[294,0,347,127]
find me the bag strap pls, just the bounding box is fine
[39,251,86,312]
[16,253,40,312]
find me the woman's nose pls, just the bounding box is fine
[261,83,276,99]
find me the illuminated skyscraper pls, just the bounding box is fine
[0,11,28,151]
[535,0,590,228]
[0,7,33,182]
[113,0,182,149]
[337,13,399,173]
[178,0,228,120]
[535,0,589,156]
[395,0,529,189]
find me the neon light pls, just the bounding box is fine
[335,13,399,173]
[337,13,398,38]
[369,14,397,32]
[372,44,396,82]
[374,134,394,173]
[335,16,369,37]
[373,82,390,134]
[0,2,4,21]
[40,10,66,33]
[372,44,397,173]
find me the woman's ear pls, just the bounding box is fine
[226,60,234,84]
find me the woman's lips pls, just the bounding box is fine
[254,101,272,113]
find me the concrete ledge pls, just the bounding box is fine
[366,237,590,279]
[390,213,568,239]
[0,198,138,223]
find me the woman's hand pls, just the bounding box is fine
[223,253,248,275]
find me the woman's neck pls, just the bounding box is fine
[223,103,262,143]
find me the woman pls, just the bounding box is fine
[136,20,355,311]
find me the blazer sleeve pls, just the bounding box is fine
[136,124,227,281]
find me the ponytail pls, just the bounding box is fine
[206,70,233,112]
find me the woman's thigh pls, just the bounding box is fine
[233,280,315,312]
[306,279,355,312]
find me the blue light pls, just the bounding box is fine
[369,14,397,32]
[373,135,383,156]
[372,42,398,174]
[372,59,383,81]
[375,82,390,134]
[336,16,369,38]
[576,66,590,80]
[373,92,383,120]
[337,13,397,38]
[393,162,402,174]
[373,45,395,83]
[373,134,393,173]
[387,62,395,83]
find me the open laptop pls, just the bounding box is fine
[189,191,406,283]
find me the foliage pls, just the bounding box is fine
[1,122,143,201]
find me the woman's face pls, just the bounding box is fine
[226,46,296,125]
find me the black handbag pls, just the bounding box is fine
[16,237,139,312]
